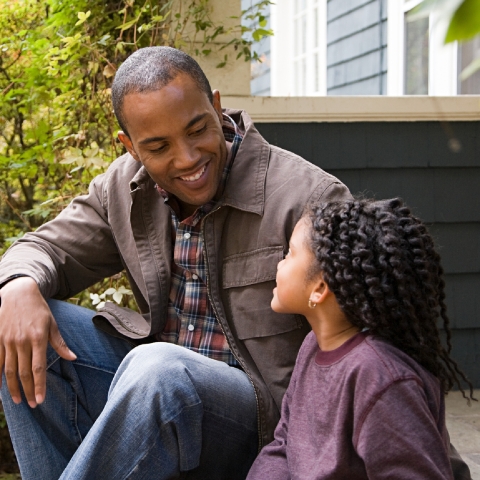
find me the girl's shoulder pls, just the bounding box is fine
[350,335,441,394]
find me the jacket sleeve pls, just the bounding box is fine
[308,174,353,206]
[0,172,123,299]
[355,379,455,480]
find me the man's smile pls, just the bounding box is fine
[179,162,208,182]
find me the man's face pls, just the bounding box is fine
[118,73,227,218]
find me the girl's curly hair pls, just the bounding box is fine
[305,197,474,400]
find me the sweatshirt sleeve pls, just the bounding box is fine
[246,378,293,480]
[246,335,315,480]
[355,378,454,480]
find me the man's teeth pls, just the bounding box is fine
[181,164,206,182]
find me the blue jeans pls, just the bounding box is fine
[1,300,258,479]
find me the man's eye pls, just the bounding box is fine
[192,124,207,135]
[151,145,166,153]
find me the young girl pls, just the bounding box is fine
[247,198,474,480]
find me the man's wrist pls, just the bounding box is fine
[0,274,30,291]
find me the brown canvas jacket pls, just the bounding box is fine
[0,109,351,447]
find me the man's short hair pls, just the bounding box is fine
[111,47,213,136]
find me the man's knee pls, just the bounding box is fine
[110,343,200,392]
[109,343,203,422]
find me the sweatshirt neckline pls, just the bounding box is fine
[315,331,369,366]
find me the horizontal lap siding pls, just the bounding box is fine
[255,121,480,386]
[327,0,387,94]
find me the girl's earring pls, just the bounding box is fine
[308,299,317,309]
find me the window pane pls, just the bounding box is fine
[302,58,306,94]
[295,60,300,95]
[404,15,429,95]
[302,15,307,54]
[458,38,480,94]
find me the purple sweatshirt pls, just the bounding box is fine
[247,331,454,480]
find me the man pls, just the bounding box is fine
[0,47,469,480]
[0,46,350,479]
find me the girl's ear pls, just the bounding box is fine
[309,277,331,306]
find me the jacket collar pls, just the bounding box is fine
[127,108,269,216]
[129,162,154,193]
[221,108,269,216]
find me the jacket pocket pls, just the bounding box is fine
[223,246,303,340]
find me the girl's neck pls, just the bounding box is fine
[307,302,360,351]
[313,323,360,351]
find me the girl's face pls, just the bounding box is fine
[272,218,318,316]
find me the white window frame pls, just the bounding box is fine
[270,0,327,96]
[387,0,458,95]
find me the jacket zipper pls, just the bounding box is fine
[202,207,263,452]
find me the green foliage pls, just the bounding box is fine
[0,0,272,309]
[409,0,480,78]
[410,0,480,44]
[445,0,480,42]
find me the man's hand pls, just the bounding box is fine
[0,277,76,407]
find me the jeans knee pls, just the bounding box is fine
[122,343,188,378]
[111,344,200,408]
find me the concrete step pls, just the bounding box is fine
[446,389,480,479]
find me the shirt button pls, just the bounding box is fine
[184,232,191,239]
[192,274,198,280]
[188,324,194,331]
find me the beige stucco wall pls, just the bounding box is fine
[184,0,250,96]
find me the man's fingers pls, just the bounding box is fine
[4,346,21,404]
[31,346,47,405]
[0,345,4,389]
[17,344,36,408]
[49,319,76,361]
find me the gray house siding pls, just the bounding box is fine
[255,120,480,387]
[327,0,387,95]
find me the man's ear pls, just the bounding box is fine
[309,277,331,306]
[212,89,223,122]
[118,132,140,162]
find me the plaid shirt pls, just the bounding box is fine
[155,115,243,367]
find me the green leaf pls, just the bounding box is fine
[252,28,273,42]
[445,0,480,42]
[75,10,91,26]
[117,17,139,31]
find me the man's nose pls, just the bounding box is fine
[174,140,201,168]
